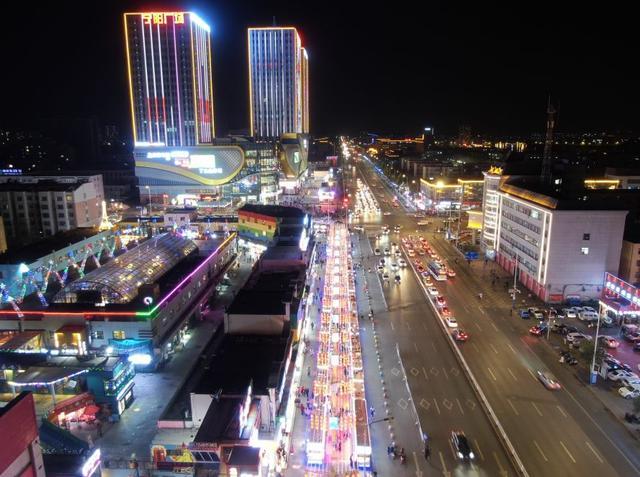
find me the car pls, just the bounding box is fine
[446,268,456,278]
[566,332,593,343]
[624,332,640,343]
[394,250,402,258]
[436,296,447,308]
[416,264,426,273]
[382,273,390,281]
[451,431,474,460]
[537,370,562,390]
[445,316,458,328]
[398,259,407,267]
[607,369,639,382]
[529,325,546,336]
[418,249,426,256]
[582,306,597,313]
[528,307,544,320]
[452,329,468,342]
[379,258,386,266]
[599,336,620,349]
[519,309,530,319]
[374,248,381,255]
[441,306,451,316]
[633,342,640,352]
[578,311,599,322]
[619,385,640,399]
[562,307,578,318]
[384,248,391,256]
[394,275,401,284]
[422,275,433,286]
[427,287,439,297]
[377,265,384,273]
[390,262,399,271]
[383,211,392,216]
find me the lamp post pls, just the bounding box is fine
[590,313,603,384]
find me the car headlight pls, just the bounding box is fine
[469,452,475,459]
[457,452,463,459]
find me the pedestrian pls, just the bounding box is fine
[370,406,375,418]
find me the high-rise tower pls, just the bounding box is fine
[248,27,308,138]
[124,11,215,147]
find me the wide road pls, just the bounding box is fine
[347,169,516,476]
[354,156,640,477]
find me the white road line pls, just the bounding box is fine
[456,398,465,415]
[414,342,419,352]
[478,306,486,315]
[390,322,395,331]
[527,368,537,381]
[422,366,429,381]
[472,342,480,353]
[406,321,411,331]
[422,321,428,331]
[474,322,482,331]
[487,367,497,381]
[433,398,441,415]
[560,440,576,464]
[439,452,449,473]
[507,368,518,381]
[531,402,543,417]
[507,343,517,354]
[493,451,506,473]
[442,367,449,380]
[491,322,499,332]
[507,398,519,416]
[490,343,499,354]
[533,440,548,462]
[556,405,568,418]
[585,441,604,464]
[431,341,437,352]
[474,439,484,460]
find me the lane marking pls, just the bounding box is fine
[491,322,499,332]
[487,367,497,381]
[478,306,486,315]
[456,398,465,415]
[493,451,506,474]
[474,439,485,460]
[585,441,604,464]
[422,366,429,381]
[390,322,395,331]
[471,342,480,353]
[527,368,537,381]
[414,342,419,352]
[560,440,576,464]
[474,322,482,331]
[422,322,428,331]
[507,343,517,354]
[533,440,548,462]
[507,398,519,416]
[531,402,543,417]
[442,367,449,380]
[431,341,437,353]
[507,368,518,381]
[433,398,441,415]
[490,343,499,355]
[406,321,412,331]
[556,405,568,418]
[439,452,449,474]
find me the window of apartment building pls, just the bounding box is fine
[91,330,104,340]
[112,330,126,340]
[66,195,73,202]
[42,213,49,218]
[41,196,47,202]
[16,196,23,201]
[583,233,590,241]
[581,247,589,255]
[58,213,65,218]
[57,204,63,210]
[57,196,63,201]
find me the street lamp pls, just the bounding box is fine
[590,313,603,384]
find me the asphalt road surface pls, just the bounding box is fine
[348,169,516,476]
[349,157,640,477]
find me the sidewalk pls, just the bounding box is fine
[100,254,256,473]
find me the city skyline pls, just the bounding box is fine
[0,2,637,137]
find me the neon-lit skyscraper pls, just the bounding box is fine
[248,27,309,138]
[124,11,215,147]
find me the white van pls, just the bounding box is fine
[578,311,599,322]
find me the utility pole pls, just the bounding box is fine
[511,253,519,310]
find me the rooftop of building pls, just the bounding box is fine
[51,232,198,306]
[261,245,304,262]
[0,228,101,265]
[500,176,640,211]
[192,332,290,396]
[239,204,306,220]
[193,396,258,444]
[605,167,640,178]
[0,175,96,192]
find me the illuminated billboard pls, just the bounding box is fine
[135,146,245,186]
[279,133,309,178]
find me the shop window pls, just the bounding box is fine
[91,330,104,340]
[113,330,126,339]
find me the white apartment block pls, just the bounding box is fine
[480,168,502,256]
[495,183,627,303]
[0,175,104,244]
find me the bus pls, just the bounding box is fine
[428,260,447,281]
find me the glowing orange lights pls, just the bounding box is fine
[141,12,185,25]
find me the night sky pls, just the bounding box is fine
[1,1,637,137]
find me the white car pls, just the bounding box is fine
[619,385,640,399]
[566,332,593,343]
[445,317,458,328]
[382,273,390,281]
[562,308,578,318]
[390,262,399,271]
[398,259,407,267]
[374,248,381,256]
[383,211,392,216]
[607,370,639,382]
[427,287,439,297]
[384,248,391,256]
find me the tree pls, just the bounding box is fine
[579,340,605,364]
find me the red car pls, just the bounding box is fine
[417,264,425,273]
[441,306,451,316]
[452,329,469,342]
[529,325,546,336]
[436,296,447,307]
